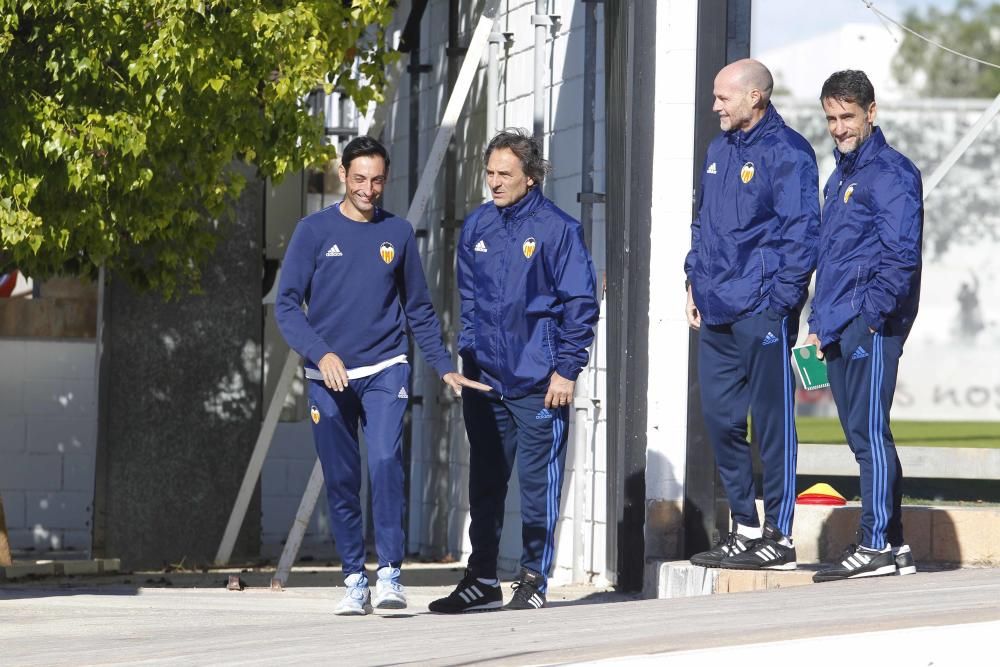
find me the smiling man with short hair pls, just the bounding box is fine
[275,136,487,615]
[807,70,923,582]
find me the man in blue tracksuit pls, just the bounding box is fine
[276,136,487,615]
[430,129,598,612]
[684,59,820,570]
[807,71,922,582]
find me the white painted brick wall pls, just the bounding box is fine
[0,339,97,553]
[381,0,609,583]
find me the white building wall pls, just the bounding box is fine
[643,1,698,557]
[0,339,97,553]
[381,0,609,583]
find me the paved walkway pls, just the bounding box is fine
[1,566,997,665]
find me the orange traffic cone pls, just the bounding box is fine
[796,482,846,506]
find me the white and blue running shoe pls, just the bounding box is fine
[334,572,373,616]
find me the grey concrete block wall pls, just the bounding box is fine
[0,339,98,552]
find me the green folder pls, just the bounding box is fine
[791,343,829,390]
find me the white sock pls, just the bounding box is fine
[477,577,499,587]
[736,523,762,540]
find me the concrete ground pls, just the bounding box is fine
[1,564,998,666]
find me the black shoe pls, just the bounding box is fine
[721,523,797,571]
[690,528,754,568]
[893,544,916,576]
[428,569,503,613]
[813,543,896,582]
[503,568,546,610]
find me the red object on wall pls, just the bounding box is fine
[0,270,18,297]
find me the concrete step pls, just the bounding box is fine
[0,558,120,581]
[647,502,1000,598]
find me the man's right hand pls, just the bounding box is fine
[318,352,349,391]
[804,332,824,359]
[686,285,701,330]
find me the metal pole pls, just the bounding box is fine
[487,18,502,141]
[270,458,325,590]
[215,349,300,566]
[405,0,503,227]
[923,92,1000,199]
[532,0,548,139]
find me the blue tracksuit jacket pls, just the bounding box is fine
[684,104,820,325]
[457,186,599,398]
[808,127,923,345]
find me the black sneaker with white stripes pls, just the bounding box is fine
[813,543,896,582]
[721,523,797,570]
[428,569,503,613]
[503,568,546,611]
[893,544,916,575]
[690,528,753,568]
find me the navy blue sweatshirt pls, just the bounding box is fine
[275,203,455,379]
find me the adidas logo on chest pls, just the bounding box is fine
[397,386,409,399]
[474,240,488,253]
[326,244,343,257]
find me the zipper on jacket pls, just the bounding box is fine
[496,211,510,395]
[759,249,766,296]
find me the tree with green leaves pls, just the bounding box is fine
[0,0,394,298]
[892,0,1000,98]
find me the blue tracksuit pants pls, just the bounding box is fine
[307,363,410,575]
[463,389,569,592]
[825,315,904,550]
[698,309,799,536]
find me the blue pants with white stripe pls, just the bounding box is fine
[698,309,799,536]
[307,363,410,575]
[463,389,569,592]
[825,315,904,550]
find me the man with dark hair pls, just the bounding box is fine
[684,59,820,571]
[276,135,488,615]
[807,70,922,582]
[429,128,599,612]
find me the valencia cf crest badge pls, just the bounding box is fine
[740,162,755,184]
[523,237,536,259]
[380,241,395,264]
[844,183,856,204]
[310,405,320,424]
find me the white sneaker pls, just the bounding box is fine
[334,572,372,616]
[373,566,407,610]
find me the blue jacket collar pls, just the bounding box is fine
[495,184,544,220]
[834,126,886,174]
[727,103,782,147]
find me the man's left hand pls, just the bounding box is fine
[545,371,575,409]
[442,372,492,397]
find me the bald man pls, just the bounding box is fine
[684,59,820,570]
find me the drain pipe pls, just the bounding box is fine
[487,19,501,141]
[573,0,603,584]
[532,0,548,139]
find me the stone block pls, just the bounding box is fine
[1,491,26,529]
[24,340,96,380]
[23,378,96,417]
[715,569,814,593]
[27,416,95,455]
[644,560,715,599]
[1,562,56,580]
[62,454,97,492]
[61,530,92,552]
[25,492,93,530]
[261,459,288,496]
[931,507,1000,566]
[0,454,62,491]
[0,381,23,417]
[0,415,26,453]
